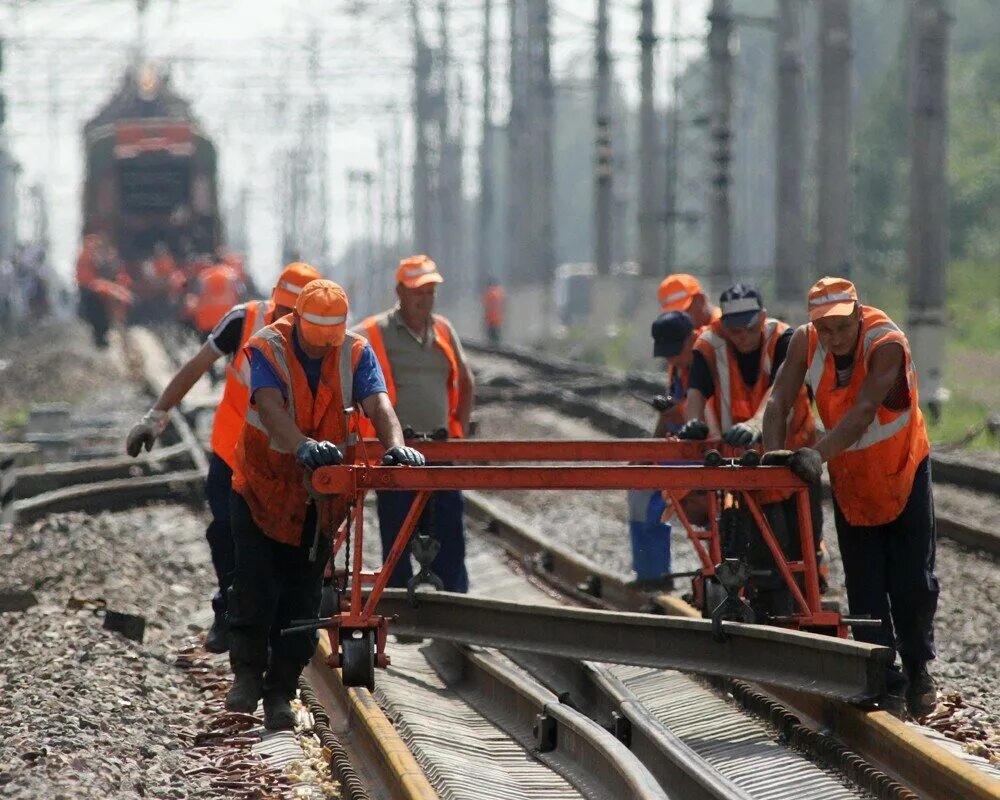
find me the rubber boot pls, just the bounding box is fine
[225,629,266,713]
[262,659,302,730]
[205,611,230,654]
[903,659,938,719]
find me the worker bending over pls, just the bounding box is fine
[126,262,321,653]
[227,279,423,729]
[677,284,823,611]
[355,255,475,593]
[763,277,938,718]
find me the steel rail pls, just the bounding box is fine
[422,641,673,800]
[373,589,889,702]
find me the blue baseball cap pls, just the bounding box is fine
[651,310,694,357]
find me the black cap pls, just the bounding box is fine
[719,283,764,328]
[651,311,694,358]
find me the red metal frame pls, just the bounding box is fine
[313,438,844,673]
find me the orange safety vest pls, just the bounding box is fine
[805,306,930,527]
[357,313,463,439]
[231,316,366,545]
[482,286,506,327]
[209,300,277,469]
[693,318,816,449]
[194,265,240,334]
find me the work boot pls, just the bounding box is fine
[903,660,938,719]
[225,670,264,713]
[204,612,230,654]
[262,659,303,731]
[263,694,297,730]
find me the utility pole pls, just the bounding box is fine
[638,0,660,279]
[478,0,494,289]
[907,0,950,413]
[394,115,406,255]
[411,0,433,253]
[530,0,555,290]
[816,0,852,278]
[507,0,529,286]
[663,0,682,274]
[774,0,805,317]
[594,0,613,277]
[707,0,733,295]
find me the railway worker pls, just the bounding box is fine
[657,273,721,328]
[676,283,824,612]
[651,310,697,436]
[125,262,321,653]
[355,255,475,594]
[192,261,243,336]
[481,277,506,345]
[227,279,423,729]
[762,277,939,718]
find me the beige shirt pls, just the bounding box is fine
[353,308,466,434]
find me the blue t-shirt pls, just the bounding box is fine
[249,335,387,406]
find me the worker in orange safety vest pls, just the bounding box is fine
[763,277,938,718]
[354,255,475,593]
[125,262,321,653]
[481,277,506,345]
[193,262,243,335]
[657,273,721,328]
[226,279,422,729]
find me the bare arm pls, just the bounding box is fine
[763,327,809,450]
[813,343,905,463]
[360,392,405,449]
[254,387,307,454]
[684,389,707,423]
[653,405,686,437]
[455,358,475,435]
[152,341,220,412]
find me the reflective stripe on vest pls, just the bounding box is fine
[700,319,780,433]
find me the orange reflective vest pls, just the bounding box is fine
[194,265,240,334]
[693,318,816,449]
[805,306,930,527]
[232,316,366,545]
[209,300,277,469]
[357,313,463,439]
[482,286,506,327]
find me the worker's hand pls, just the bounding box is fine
[676,419,709,440]
[760,449,794,466]
[721,421,762,447]
[295,438,344,469]
[789,447,823,485]
[125,409,169,457]
[382,446,426,467]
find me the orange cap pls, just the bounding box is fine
[273,262,321,309]
[295,279,349,348]
[396,255,443,289]
[658,274,703,312]
[203,265,237,293]
[807,276,858,321]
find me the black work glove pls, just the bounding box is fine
[382,446,426,467]
[789,447,823,485]
[722,421,762,447]
[295,438,344,469]
[125,409,169,457]
[676,419,709,440]
[760,449,794,466]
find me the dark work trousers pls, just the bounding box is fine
[204,453,235,616]
[834,457,939,682]
[376,485,469,593]
[227,491,332,674]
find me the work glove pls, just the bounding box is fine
[721,421,762,447]
[676,419,709,440]
[295,438,344,470]
[382,446,426,467]
[789,447,823,485]
[760,449,794,466]
[125,409,169,457]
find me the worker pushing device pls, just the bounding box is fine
[763,277,939,718]
[125,261,321,652]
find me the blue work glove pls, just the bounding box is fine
[721,421,762,447]
[295,438,344,469]
[382,446,426,466]
[676,419,709,440]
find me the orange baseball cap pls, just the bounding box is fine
[396,255,443,289]
[658,274,703,312]
[295,280,349,347]
[807,277,858,321]
[273,262,321,309]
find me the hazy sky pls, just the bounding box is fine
[0,0,710,287]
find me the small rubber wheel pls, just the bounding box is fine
[739,450,761,468]
[341,629,375,691]
[704,449,723,468]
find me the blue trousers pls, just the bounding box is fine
[205,453,235,615]
[376,488,469,593]
[627,489,672,580]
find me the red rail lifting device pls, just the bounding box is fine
[303,437,847,688]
